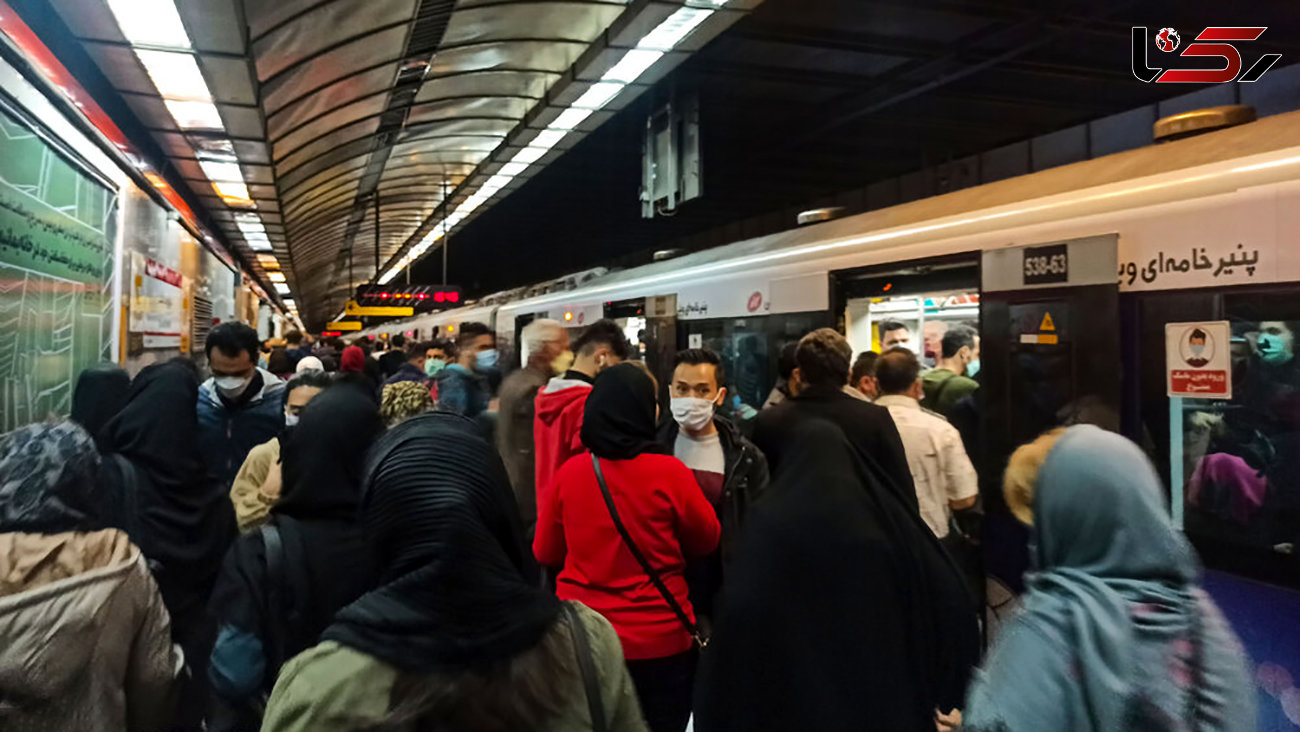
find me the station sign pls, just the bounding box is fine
[1166,320,1231,399]
[325,320,363,331]
[344,300,414,318]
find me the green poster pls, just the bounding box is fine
[0,108,116,432]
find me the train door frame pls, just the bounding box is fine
[829,252,982,361]
[978,234,1120,591]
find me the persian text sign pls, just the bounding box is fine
[1166,320,1231,399]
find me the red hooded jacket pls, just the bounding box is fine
[533,375,592,507]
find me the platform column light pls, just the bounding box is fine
[379,1,731,285]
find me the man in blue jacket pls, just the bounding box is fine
[197,323,285,490]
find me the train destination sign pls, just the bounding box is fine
[1166,320,1231,399]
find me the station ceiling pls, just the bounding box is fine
[34,0,756,326]
[23,0,1300,328]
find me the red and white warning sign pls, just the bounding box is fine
[1166,321,1231,399]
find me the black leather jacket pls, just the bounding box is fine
[658,415,770,563]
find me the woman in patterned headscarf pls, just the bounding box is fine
[380,380,435,427]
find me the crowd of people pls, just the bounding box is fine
[0,315,1257,731]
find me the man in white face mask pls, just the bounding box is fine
[197,322,287,492]
[658,348,770,622]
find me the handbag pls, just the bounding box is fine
[591,454,709,649]
[564,602,607,732]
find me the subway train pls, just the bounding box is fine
[361,109,1300,709]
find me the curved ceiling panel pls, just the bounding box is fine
[413,69,559,104]
[56,0,746,326]
[442,2,626,46]
[428,40,588,76]
[258,26,408,111]
[252,0,417,82]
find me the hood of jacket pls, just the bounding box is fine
[535,376,592,427]
[199,367,286,410]
[0,530,163,708]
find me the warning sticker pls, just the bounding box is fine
[1040,312,1056,331]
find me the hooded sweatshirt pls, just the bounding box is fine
[533,373,594,509]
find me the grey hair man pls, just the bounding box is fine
[497,319,570,535]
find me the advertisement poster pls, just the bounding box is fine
[0,108,116,432]
[1166,320,1231,399]
[129,252,184,349]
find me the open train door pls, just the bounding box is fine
[979,234,1120,595]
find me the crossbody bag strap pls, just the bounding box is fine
[564,603,608,732]
[259,524,287,672]
[591,454,706,648]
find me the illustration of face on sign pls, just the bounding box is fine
[1184,328,1211,368]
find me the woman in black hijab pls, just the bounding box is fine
[70,363,131,450]
[535,363,720,732]
[263,412,649,731]
[693,418,979,732]
[100,361,237,730]
[207,385,383,726]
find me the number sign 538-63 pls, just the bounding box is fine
[1023,243,1069,285]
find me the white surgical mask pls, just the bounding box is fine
[671,397,716,433]
[215,374,252,399]
[284,413,299,428]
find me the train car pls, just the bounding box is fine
[495,109,1300,712]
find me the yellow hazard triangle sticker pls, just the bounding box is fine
[1040,312,1056,331]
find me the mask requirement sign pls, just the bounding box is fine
[1166,321,1231,399]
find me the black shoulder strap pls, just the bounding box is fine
[259,524,287,671]
[564,603,607,732]
[591,454,706,648]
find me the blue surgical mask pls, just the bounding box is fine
[425,358,446,377]
[1258,333,1291,364]
[475,349,499,371]
[966,359,981,378]
[1189,343,1205,356]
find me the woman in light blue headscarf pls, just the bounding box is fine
[963,425,1254,731]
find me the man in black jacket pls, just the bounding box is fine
[752,328,919,514]
[659,348,769,621]
[377,334,408,378]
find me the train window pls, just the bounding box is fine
[1163,289,1300,588]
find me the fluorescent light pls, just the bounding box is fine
[602,49,663,83]
[198,159,242,183]
[274,283,291,295]
[135,50,209,101]
[511,146,549,166]
[497,161,528,178]
[530,129,568,151]
[107,0,191,49]
[214,181,249,198]
[267,272,286,283]
[248,240,273,252]
[165,99,223,130]
[638,6,713,51]
[548,107,594,131]
[256,254,280,269]
[572,82,624,110]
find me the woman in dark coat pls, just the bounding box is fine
[693,418,979,732]
[207,385,383,723]
[100,361,238,730]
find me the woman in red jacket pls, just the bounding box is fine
[535,362,720,732]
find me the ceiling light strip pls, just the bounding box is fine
[106,0,272,276]
[379,2,728,284]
